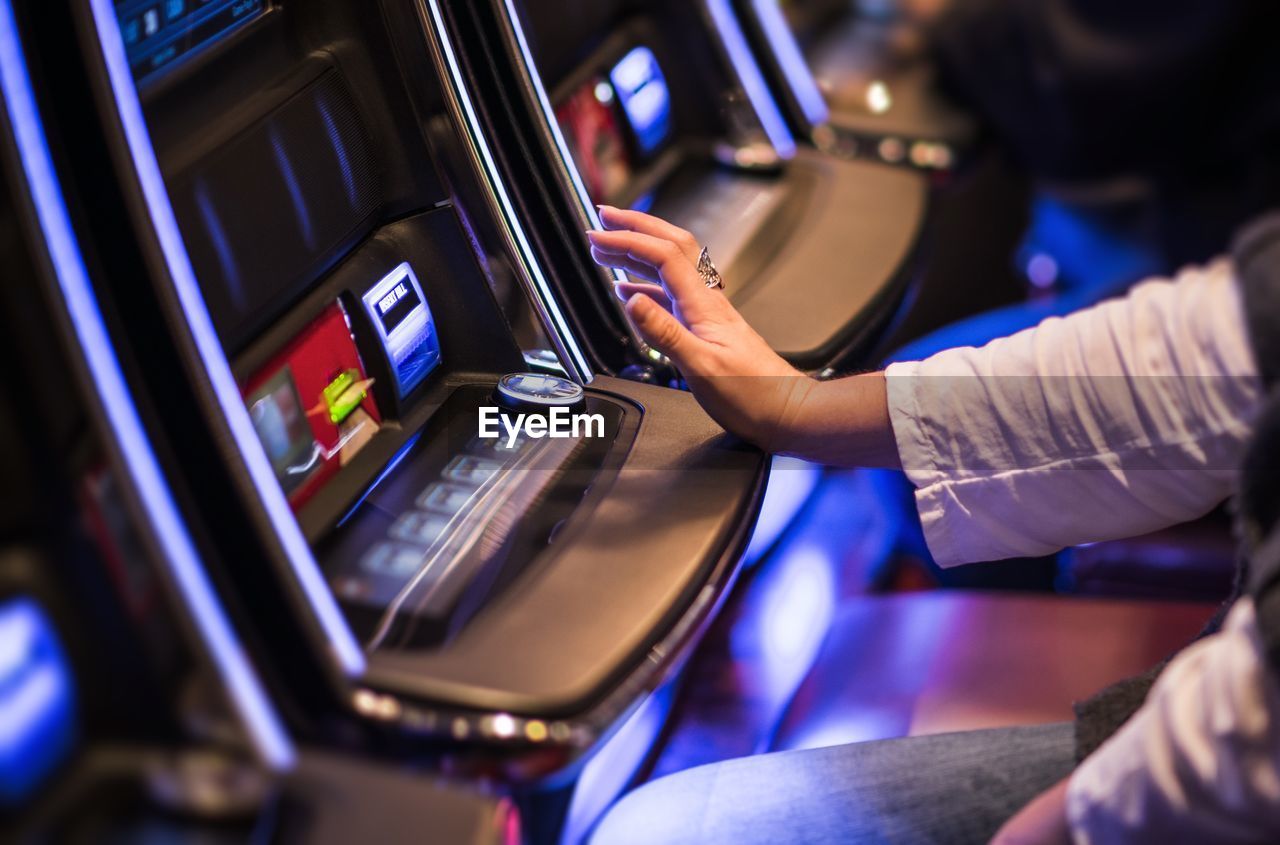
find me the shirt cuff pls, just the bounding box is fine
[884,359,979,568]
[884,360,938,488]
[1065,769,1101,845]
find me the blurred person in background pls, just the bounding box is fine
[864,0,1280,590]
[893,0,1280,355]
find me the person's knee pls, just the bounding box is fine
[589,769,711,845]
[586,773,696,839]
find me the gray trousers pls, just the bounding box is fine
[591,723,1076,845]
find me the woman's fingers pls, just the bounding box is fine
[587,229,707,306]
[625,293,706,371]
[598,206,702,264]
[590,246,663,285]
[614,280,673,312]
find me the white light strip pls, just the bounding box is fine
[424,0,594,383]
[750,0,829,126]
[500,0,621,276]
[704,0,797,159]
[0,0,294,769]
[85,0,366,677]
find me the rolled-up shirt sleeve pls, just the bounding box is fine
[1066,598,1280,844]
[885,258,1262,567]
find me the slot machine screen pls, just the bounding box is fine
[246,367,316,496]
[114,0,267,82]
[609,46,672,156]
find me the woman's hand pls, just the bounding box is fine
[587,206,813,452]
[587,207,899,468]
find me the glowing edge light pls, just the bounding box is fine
[749,0,829,127]
[0,0,294,769]
[495,0,650,355]
[498,0,625,280]
[85,0,365,677]
[704,0,797,160]
[422,0,593,384]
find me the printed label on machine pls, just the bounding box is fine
[361,262,442,398]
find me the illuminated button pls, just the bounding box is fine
[360,543,428,577]
[878,137,906,163]
[388,511,451,547]
[142,8,161,37]
[466,432,529,459]
[494,372,585,413]
[163,0,185,21]
[416,482,476,515]
[865,80,892,115]
[443,455,505,487]
[332,576,370,600]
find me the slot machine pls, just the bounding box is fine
[11,0,770,839]
[732,0,976,171]
[468,0,930,373]
[0,5,513,838]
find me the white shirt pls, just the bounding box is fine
[884,259,1280,842]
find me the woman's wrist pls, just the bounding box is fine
[756,371,820,455]
[774,373,901,468]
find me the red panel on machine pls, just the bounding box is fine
[241,302,381,510]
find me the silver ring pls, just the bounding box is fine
[697,247,725,291]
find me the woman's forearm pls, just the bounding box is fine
[776,373,902,469]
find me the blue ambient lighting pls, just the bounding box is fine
[86,0,366,678]
[561,686,673,845]
[609,47,672,156]
[743,455,822,564]
[0,0,294,768]
[336,431,423,530]
[758,545,835,697]
[268,127,315,250]
[749,0,829,126]
[193,180,243,309]
[0,599,75,806]
[425,0,594,383]
[703,0,797,159]
[318,97,358,209]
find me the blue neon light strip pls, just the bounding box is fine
[85,0,366,678]
[704,0,796,159]
[750,0,829,126]
[424,0,594,384]
[0,0,294,769]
